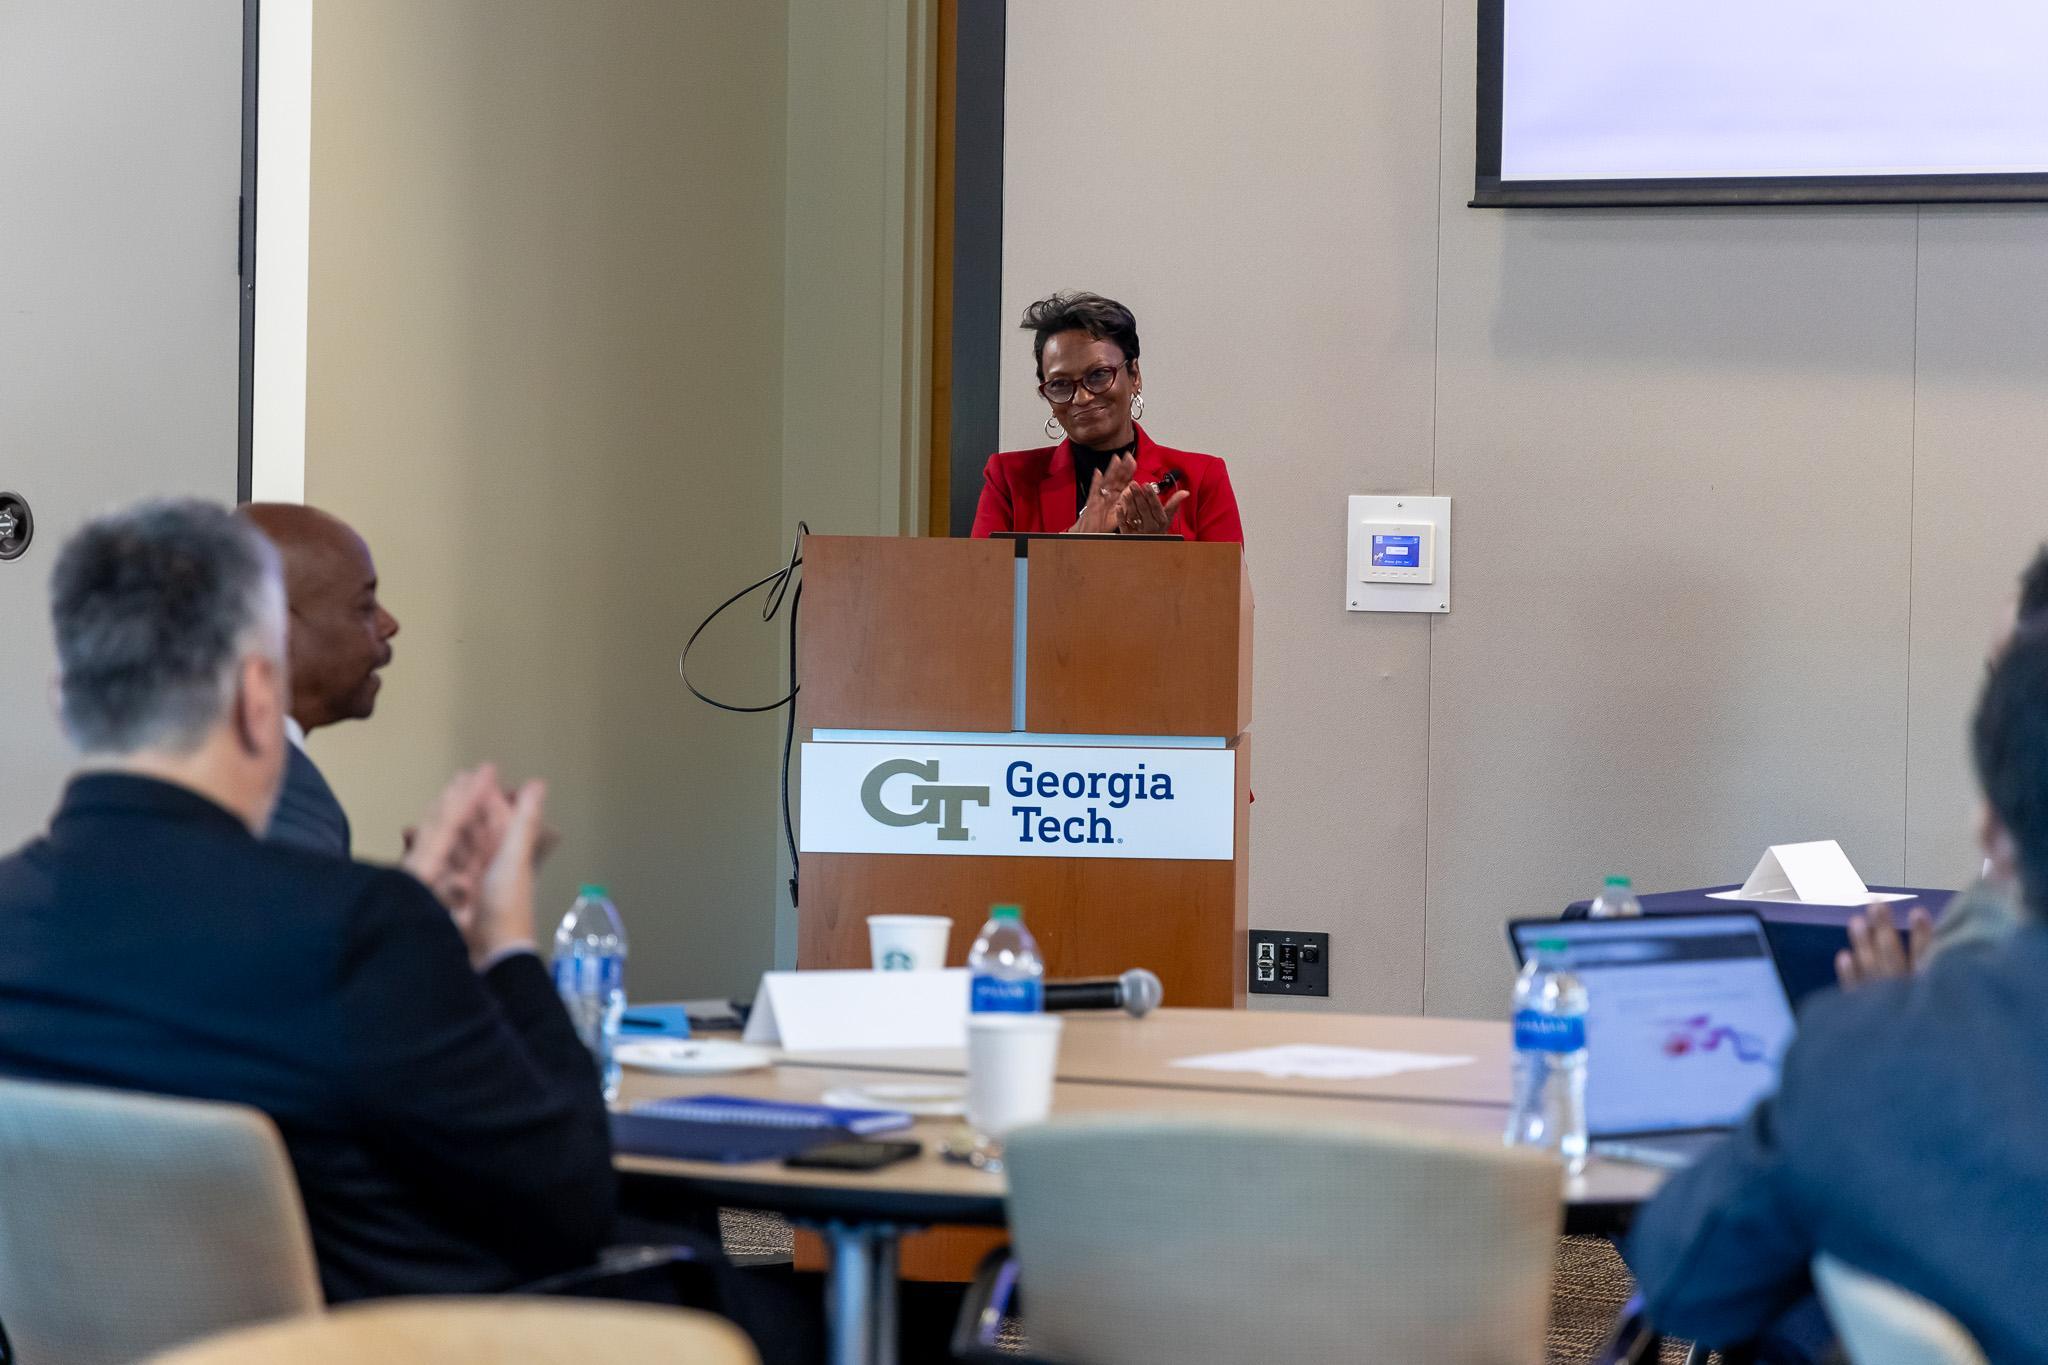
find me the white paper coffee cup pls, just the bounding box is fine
[867,914,953,972]
[966,1012,1064,1138]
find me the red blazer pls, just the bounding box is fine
[970,426,1245,544]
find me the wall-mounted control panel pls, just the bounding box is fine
[1347,495,1449,613]
[1249,929,1330,997]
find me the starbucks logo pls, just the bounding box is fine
[881,949,915,971]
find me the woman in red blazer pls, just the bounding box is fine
[970,292,1244,544]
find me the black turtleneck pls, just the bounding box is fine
[1072,437,1139,518]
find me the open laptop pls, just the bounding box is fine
[1506,911,1797,1168]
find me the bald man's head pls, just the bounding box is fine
[237,504,399,732]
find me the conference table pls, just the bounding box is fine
[1563,884,1956,1005]
[613,1009,1665,1365]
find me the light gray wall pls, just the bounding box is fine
[1004,1,2048,1017]
[0,0,244,847]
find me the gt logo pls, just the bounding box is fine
[860,758,990,841]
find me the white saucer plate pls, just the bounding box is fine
[821,1082,967,1118]
[616,1039,774,1076]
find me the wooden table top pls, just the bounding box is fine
[613,1010,1664,1228]
[774,1008,1513,1106]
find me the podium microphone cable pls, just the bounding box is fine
[678,522,807,906]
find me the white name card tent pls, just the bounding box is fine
[1707,840,1916,908]
[741,969,969,1053]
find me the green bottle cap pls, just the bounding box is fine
[1535,938,1569,954]
[579,884,609,899]
[1605,876,1632,887]
[990,904,1021,920]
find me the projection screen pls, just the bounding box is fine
[1475,0,2048,207]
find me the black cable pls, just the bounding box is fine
[676,523,806,712]
[678,523,808,901]
[782,579,801,907]
[763,522,800,621]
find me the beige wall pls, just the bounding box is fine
[305,1,790,998]
[1004,2,2048,1016]
[778,0,935,963]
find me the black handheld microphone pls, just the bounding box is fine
[1043,968,1164,1018]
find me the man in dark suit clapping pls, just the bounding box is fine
[235,502,400,858]
[0,499,613,1302]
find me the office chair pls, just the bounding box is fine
[962,1115,1563,1364]
[0,1076,323,1365]
[1813,1255,1987,1365]
[1594,1294,1760,1365]
[145,1297,759,1364]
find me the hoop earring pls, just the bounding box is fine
[1045,414,1063,441]
[1131,392,1145,422]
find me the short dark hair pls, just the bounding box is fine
[2019,544,2048,628]
[51,499,283,755]
[1020,291,1140,381]
[1974,622,2048,918]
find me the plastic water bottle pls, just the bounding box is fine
[1587,875,1642,919]
[968,904,1044,1013]
[1505,938,1589,1174]
[552,884,627,1101]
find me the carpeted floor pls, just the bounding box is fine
[718,1212,1696,1362]
[1547,1235,1698,1364]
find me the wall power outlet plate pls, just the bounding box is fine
[1249,930,1330,997]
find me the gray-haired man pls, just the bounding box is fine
[0,499,614,1301]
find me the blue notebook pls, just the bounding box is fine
[610,1094,914,1165]
[638,1094,914,1135]
[617,1004,693,1038]
[609,1112,846,1164]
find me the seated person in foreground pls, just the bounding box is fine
[0,500,613,1302]
[237,502,401,858]
[1625,622,2048,1359]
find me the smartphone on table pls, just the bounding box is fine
[784,1139,922,1171]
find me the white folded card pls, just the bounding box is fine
[1171,1045,1473,1082]
[1707,839,1914,908]
[741,969,969,1053]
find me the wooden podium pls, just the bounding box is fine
[796,534,1252,1005]
[791,534,1252,1281]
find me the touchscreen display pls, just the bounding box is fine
[1371,534,1420,568]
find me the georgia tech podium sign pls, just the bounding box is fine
[799,742,1236,860]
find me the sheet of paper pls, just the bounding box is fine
[1707,888,1915,906]
[742,969,968,1053]
[1170,1044,1473,1082]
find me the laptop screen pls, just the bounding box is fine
[1508,913,1796,1137]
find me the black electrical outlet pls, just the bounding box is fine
[1249,930,1329,997]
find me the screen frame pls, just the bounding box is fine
[1473,0,2048,208]
[1504,909,1793,1002]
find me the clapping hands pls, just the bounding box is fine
[402,765,551,969]
[1070,455,1188,536]
[1834,901,1935,990]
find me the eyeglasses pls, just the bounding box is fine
[1038,362,1130,405]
